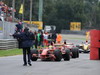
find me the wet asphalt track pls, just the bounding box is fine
[0,34,100,75]
[0,54,100,75]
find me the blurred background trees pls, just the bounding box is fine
[2,0,100,32]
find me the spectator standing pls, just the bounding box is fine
[13,27,34,66]
[34,31,38,49]
[43,32,48,46]
[40,31,44,47]
[37,31,41,49]
[30,30,35,48]
[48,33,52,45]
[52,32,57,43]
[15,21,23,32]
[56,33,62,43]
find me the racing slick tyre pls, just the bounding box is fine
[79,50,82,53]
[71,48,77,58]
[83,50,90,53]
[63,49,70,61]
[31,49,38,61]
[54,49,62,61]
[75,47,79,58]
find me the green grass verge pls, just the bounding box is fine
[0,46,47,57]
[0,48,22,57]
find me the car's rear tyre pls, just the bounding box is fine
[31,49,38,61]
[79,50,82,53]
[63,49,70,61]
[83,50,90,53]
[54,49,62,61]
[71,48,77,58]
[76,47,79,58]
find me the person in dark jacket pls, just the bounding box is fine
[15,22,23,32]
[13,27,35,66]
[40,31,44,47]
[52,32,57,43]
[48,33,52,45]
[34,31,38,49]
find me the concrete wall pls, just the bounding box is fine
[0,21,38,39]
[0,21,4,39]
[3,22,17,39]
[0,21,16,39]
[0,33,3,39]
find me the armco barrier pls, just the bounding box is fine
[0,21,38,39]
[0,39,18,50]
[90,30,100,60]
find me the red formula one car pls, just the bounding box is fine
[31,42,79,61]
[63,43,79,58]
[31,44,70,61]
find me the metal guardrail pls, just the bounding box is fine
[0,39,18,50]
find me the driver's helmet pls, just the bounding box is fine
[49,45,53,49]
[63,40,67,44]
